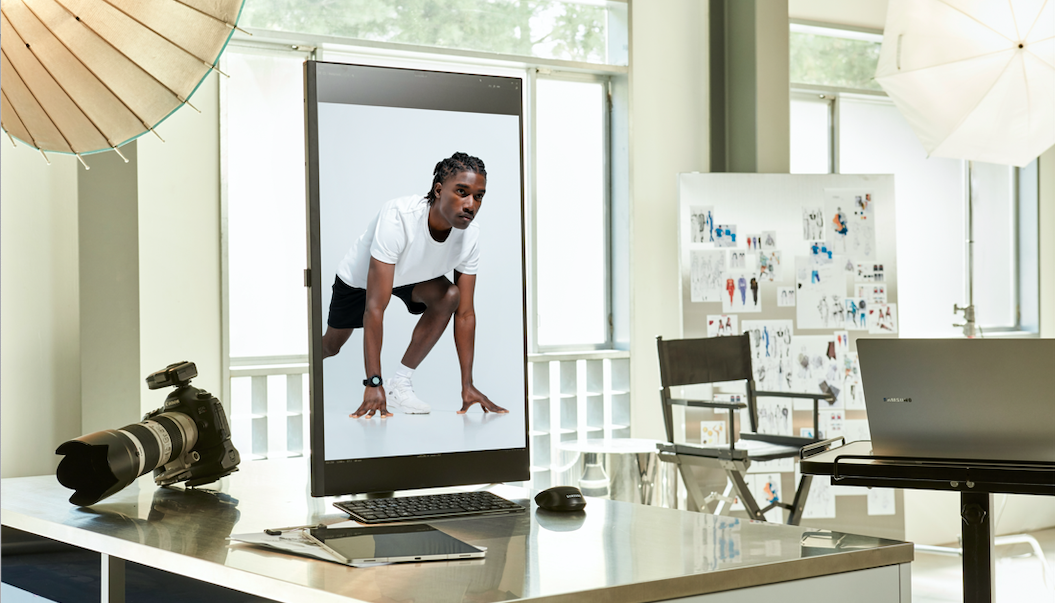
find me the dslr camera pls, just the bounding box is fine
[56,361,241,506]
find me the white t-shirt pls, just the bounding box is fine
[336,195,481,289]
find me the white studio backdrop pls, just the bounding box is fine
[316,102,527,461]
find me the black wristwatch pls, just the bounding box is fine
[363,375,383,387]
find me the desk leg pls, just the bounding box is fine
[960,492,994,603]
[101,553,125,603]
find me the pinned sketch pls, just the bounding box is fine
[777,287,796,307]
[710,393,744,415]
[701,421,728,446]
[844,419,871,444]
[729,250,748,269]
[715,224,738,248]
[707,314,739,337]
[820,410,845,439]
[825,190,876,259]
[868,303,898,334]
[761,231,777,250]
[842,257,855,273]
[855,262,886,283]
[791,334,844,410]
[834,330,849,358]
[722,272,762,313]
[757,250,782,282]
[844,353,866,410]
[802,207,824,240]
[796,259,847,329]
[690,250,726,302]
[801,473,836,519]
[856,283,888,304]
[745,234,762,250]
[868,488,896,516]
[742,319,794,392]
[751,473,784,523]
[809,241,834,264]
[689,206,715,243]
[844,298,869,330]
[756,399,793,436]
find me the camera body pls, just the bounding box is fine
[145,361,240,487]
[56,361,241,506]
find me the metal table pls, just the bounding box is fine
[3,457,913,603]
[800,439,1055,603]
[557,437,677,506]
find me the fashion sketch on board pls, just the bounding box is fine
[802,206,824,241]
[690,249,726,303]
[825,189,876,259]
[707,314,739,337]
[742,319,793,392]
[689,205,715,243]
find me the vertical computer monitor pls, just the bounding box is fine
[305,61,529,496]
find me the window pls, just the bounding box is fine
[533,76,609,349]
[789,92,832,174]
[239,0,628,66]
[789,23,882,92]
[224,50,310,361]
[789,24,1039,335]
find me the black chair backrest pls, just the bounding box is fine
[656,334,757,441]
[656,334,753,387]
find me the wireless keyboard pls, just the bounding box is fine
[334,491,525,524]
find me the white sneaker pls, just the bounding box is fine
[386,377,431,414]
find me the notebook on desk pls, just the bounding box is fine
[857,338,1055,464]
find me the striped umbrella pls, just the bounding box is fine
[1,0,245,166]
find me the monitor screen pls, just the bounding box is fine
[305,61,529,496]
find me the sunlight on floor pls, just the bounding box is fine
[911,527,1055,603]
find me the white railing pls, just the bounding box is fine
[228,355,309,461]
[227,352,633,491]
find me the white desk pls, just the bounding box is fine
[2,457,913,603]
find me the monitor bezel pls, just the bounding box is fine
[304,60,530,497]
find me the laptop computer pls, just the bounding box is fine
[857,338,1055,464]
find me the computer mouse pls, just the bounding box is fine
[534,486,586,512]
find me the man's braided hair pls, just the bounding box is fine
[426,152,487,205]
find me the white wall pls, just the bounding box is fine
[0,76,223,479]
[627,0,710,441]
[0,145,82,478]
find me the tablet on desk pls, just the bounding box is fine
[308,524,485,565]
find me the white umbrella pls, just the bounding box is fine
[1,0,245,166]
[875,0,1054,167]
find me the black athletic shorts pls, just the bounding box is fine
[327,275,438,329]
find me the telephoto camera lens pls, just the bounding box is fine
[55,412,198,506]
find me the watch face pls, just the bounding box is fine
[364,375,382,387]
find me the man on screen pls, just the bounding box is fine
[322,152,508,419]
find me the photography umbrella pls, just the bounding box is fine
[875,0,1054,167]
[1,0,245,165]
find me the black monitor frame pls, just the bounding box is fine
[304,61,529,497]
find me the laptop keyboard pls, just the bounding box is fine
[334,491,525,524]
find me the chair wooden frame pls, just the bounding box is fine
[656,334,834,525]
